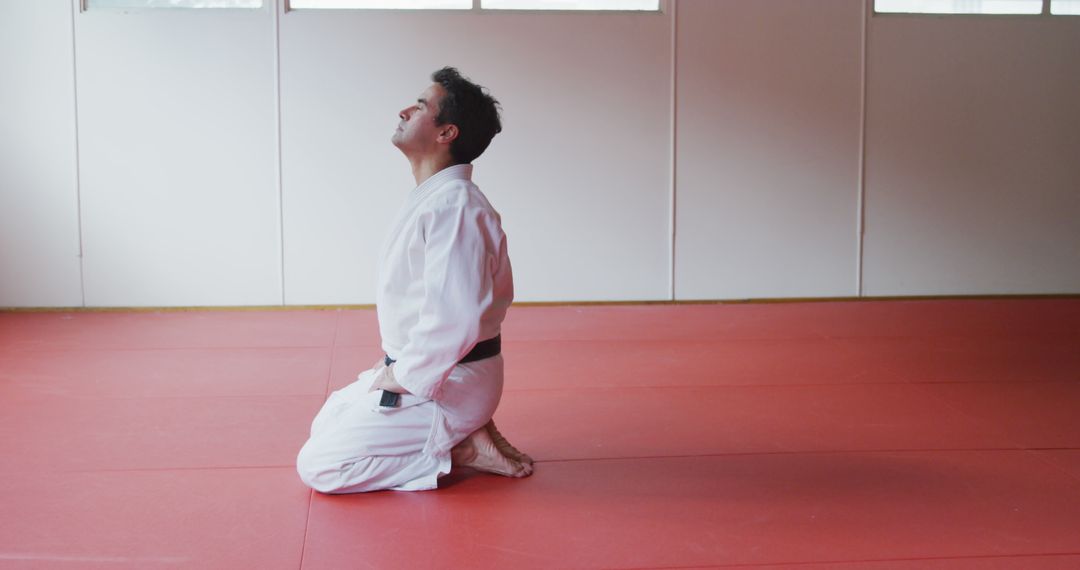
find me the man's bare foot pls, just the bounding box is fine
[451,427,533,478]
[485,420,534,466]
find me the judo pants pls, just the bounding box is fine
[296,355,504,493]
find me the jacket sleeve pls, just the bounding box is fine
[390,203,496,400]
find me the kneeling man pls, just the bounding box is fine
[296,67,532,493]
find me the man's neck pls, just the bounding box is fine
[409,155,457,187]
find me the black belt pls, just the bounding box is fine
[383,335,501,367]
[380,336,501,408]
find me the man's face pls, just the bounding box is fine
[391,83,447,156]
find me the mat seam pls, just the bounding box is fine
[499,378,1080,394]
[535,447,1080,464]
[41,447,1080,473]
[624,550,1080,569]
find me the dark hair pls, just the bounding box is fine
[431,67,502,164]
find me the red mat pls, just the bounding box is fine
[1,299,1078,568]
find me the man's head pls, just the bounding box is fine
[391,67,502,165]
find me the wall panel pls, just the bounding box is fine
[280,9,672,303]
[863,14,1080,295]
[674,0,864,300]
[75,6,281,307]
[0,0,83,307]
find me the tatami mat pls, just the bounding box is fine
[1,299,1077,569]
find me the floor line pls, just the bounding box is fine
[38,447,1080,476]
[57,465,298,474]
[17,394,327,402]
[37,447,1077,475]
[500,378,1080,394]
[325,310,342,399]
[1,344,357,353]
[627,550,1080,569]
[532,447,1080,464]
[298,489,314,570]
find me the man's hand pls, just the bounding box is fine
[368,363,410,394]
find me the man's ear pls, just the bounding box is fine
[437,124,459,144]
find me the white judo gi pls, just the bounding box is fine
[296,164,513,493]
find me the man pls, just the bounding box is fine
[296,67,532,494]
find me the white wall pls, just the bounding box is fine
[675,0,864,300]
[1,0,1078,308]
[74,6,281,307]
[0,1,84,307]
[280,9,672,304]
[863,13,1080,295]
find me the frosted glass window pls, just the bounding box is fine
[290,0,469,8]
[88,0,262,7]
[1051,0,1080,14]
[875,0,1041,13]
[482,0,659,9]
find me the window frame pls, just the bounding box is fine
[872,0,1073,16]
[1049,0,1080,14]
[81,0,267,10]
[283,0,665,14]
